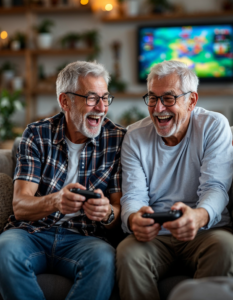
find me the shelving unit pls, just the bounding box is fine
[1,6,233,125]
[0,4,94,124]
[102,10,233,23]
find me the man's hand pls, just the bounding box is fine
[83,189,111,222]
[55,183,87,214]
[128,207,161,242]
[163,202,209,241]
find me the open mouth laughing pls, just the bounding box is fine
[86,113,105,127]
[155,114,174,126]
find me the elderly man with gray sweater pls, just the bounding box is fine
[116,60,233,300]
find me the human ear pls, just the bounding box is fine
[188,92,198,111]
[59,93,70,111]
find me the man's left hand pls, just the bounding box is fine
[163,202,209,241]
[83,189,111,222]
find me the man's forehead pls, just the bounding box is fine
[148,74,181,91]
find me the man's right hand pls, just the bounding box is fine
[55,183,87,214]
[128,206,161,242]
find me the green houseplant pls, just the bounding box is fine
[82,29,101,60]
[11,31,27,50]
[148,0,173,13]
[0,89,24,141]
[119,106,147,127]
[60,32,81,49]
[33,19,55,49]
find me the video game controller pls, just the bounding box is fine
[142,210,183,225]
[70,188,101,201]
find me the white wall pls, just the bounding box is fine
[1,0,233,127]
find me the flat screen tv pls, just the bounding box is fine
[138,23,233,83]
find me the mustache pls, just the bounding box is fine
[85,112,105,117]
[153,111,175,117]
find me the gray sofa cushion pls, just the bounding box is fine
[0,173,13,232]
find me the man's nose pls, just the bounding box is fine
[154,98,165,112]
[95,98,105,111]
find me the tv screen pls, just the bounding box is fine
[138,23,233,83]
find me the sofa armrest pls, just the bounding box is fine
[0,150,13,178]
[0,173,13,232]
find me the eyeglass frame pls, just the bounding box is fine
[65,92,114,107]
[143,91,192,107]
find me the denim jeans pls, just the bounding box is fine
[0,227,115,300]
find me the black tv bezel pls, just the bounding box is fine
[137,22,233,84]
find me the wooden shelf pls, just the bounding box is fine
[30,48,94,56]
[0,6,27,14]
[30,5,91,14]
[0,5,91,15]
[0,50,27,56]
[102,10,233,23]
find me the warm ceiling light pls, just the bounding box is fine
[80,0,88,5]
[0,31,8,39]
[105,4,113,11]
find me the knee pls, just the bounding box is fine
[208,232,233,259]
[90,242,115,272]
[116,237,146,269]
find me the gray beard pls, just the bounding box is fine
[72,111,106,139]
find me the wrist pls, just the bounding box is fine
[101,204,115,225]
[103,204,112,222]
[128,213,136,231]
[196,208,209,228]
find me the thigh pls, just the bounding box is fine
[53,230,115,281]
[117,234,175,279]
[181,227,233,277]
[0,229,48,275]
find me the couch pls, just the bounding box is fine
[1,137,232,300]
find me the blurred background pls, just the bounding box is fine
[0,0,233,148]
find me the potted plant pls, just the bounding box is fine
[33,19,54,49]
[0,89,24,143]
[82,29,101,60]
[108,74,127,93]
[148,0,173,13]
[119,106,146,127]
[10,31,27,51]
[1,61,15,89]
[60,32,81,49]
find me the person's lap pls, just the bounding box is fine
[0,227,115,300]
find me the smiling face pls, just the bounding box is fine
[148,73,197,146]
[60,75,109,143]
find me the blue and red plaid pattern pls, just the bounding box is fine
[4,112,126,240]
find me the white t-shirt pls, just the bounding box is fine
[56,136,85,227]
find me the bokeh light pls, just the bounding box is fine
[105,4,113,11]
[0,31,8,39]
[80,0,88,5]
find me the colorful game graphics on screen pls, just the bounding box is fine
[138,24,233,82]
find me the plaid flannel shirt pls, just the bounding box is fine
[4,112,126,240]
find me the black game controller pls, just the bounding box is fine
[70,188,101,201]
[142,210,183,225]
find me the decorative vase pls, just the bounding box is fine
[37,33,52,49]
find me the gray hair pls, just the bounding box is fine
[147,60,199,95]
[56,61,110,111]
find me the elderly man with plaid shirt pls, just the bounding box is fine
[0,61,126,300]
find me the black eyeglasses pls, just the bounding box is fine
[143,91,192,107]
[65,92,114,107]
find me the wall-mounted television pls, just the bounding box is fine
[138,23,233,83]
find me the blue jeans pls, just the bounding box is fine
[0,227,115,300]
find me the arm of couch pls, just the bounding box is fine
[0,149,13,178]
[0,173,13,232]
